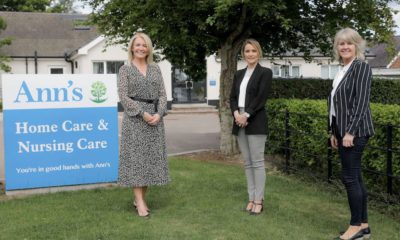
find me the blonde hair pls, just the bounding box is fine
[241,39,263,60]
[333,28,366,62]
[127,32,154,64]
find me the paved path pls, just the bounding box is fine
[164,113,220,155]
[0,112,221,181]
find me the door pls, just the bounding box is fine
[172,67,206,103]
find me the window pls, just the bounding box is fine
[272,65,280,77]
[107,61,124,74]
[291,66,300,77]
[321,65,329,79]
[321,65,340,79]
[93,62,104,74]
[281,65,290,77]
[330,65,339,79]
[272,65,301,78]
[93,61,124,74]
[50,68,64,74]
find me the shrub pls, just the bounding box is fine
[270,78,400,104]
[266,99,400,196]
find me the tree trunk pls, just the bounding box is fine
[218,42,243,155]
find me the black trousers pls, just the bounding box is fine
[332,118,369,226]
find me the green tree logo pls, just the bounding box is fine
[90,81,107,103]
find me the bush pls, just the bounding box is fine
[266,99,400,197]
[270,78,400,104]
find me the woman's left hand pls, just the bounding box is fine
[343,132,354,147]
[235,114,248,128]
[147,113,161,126]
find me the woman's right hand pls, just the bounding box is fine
[234,111,248,128]
[330,135,338,149]
[143,112,153,123]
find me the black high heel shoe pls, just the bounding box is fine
[250,202,263,215]
[339,227,371,239]
[334,228,364,240]
[362,227,371,239]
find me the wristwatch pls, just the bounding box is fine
[243,112,250,118]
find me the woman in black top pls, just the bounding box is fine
[230,39,272,215]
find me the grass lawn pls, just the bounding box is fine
[0,156,399,240]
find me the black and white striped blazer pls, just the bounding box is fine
[328,59,375,138]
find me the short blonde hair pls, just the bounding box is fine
[333,28,366,62]
[127,32,154,64]
[241,39,263,60]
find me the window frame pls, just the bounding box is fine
[49,66,65,74]
[93,61,125,74]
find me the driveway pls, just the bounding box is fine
[164,113,220,155]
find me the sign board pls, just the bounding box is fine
[2,74,119,191]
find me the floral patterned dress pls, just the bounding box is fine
[117,63,170,187]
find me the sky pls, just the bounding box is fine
[73,0,92,14]
[389,1,400,35]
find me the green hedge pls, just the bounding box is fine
[266,99,400,196]
[270,78,400,104]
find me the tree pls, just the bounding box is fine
[86,0,396,155]
[48,0,77,13]
[0,16,12,72]
[0,0,77,13]
[0,0,51,11]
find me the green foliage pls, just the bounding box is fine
[47,0,77,13]
[270,78,400,104]
[0,16,12,72]
[370,78,400,104]
[270,78,332,100]
[0,0,52,11]
[266,99,400,196]
[86,0,397,153]
[86,0,396,80]
[0,158,399,239]
[266,99,329,173]
[0,0,76,13]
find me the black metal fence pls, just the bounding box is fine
[266,109,400,202]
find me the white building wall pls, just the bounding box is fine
[73,42,127,74]
[157,59,173,102]
[72,39,173,102]
[372,68,400,78]
[5,58,71,74]
[206,55,332,105]
[206,55,221,103]
[4,59,28,74]
[2,39,338,105]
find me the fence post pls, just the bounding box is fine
[327,117,333,182]
[386,125,393,195]
[284,109,290,173]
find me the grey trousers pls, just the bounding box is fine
[237,128,266,202]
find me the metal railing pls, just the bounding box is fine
[266,109,400,200]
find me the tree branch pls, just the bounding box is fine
[226,4,247,45]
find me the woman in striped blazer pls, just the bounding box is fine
[329,28,374,240]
